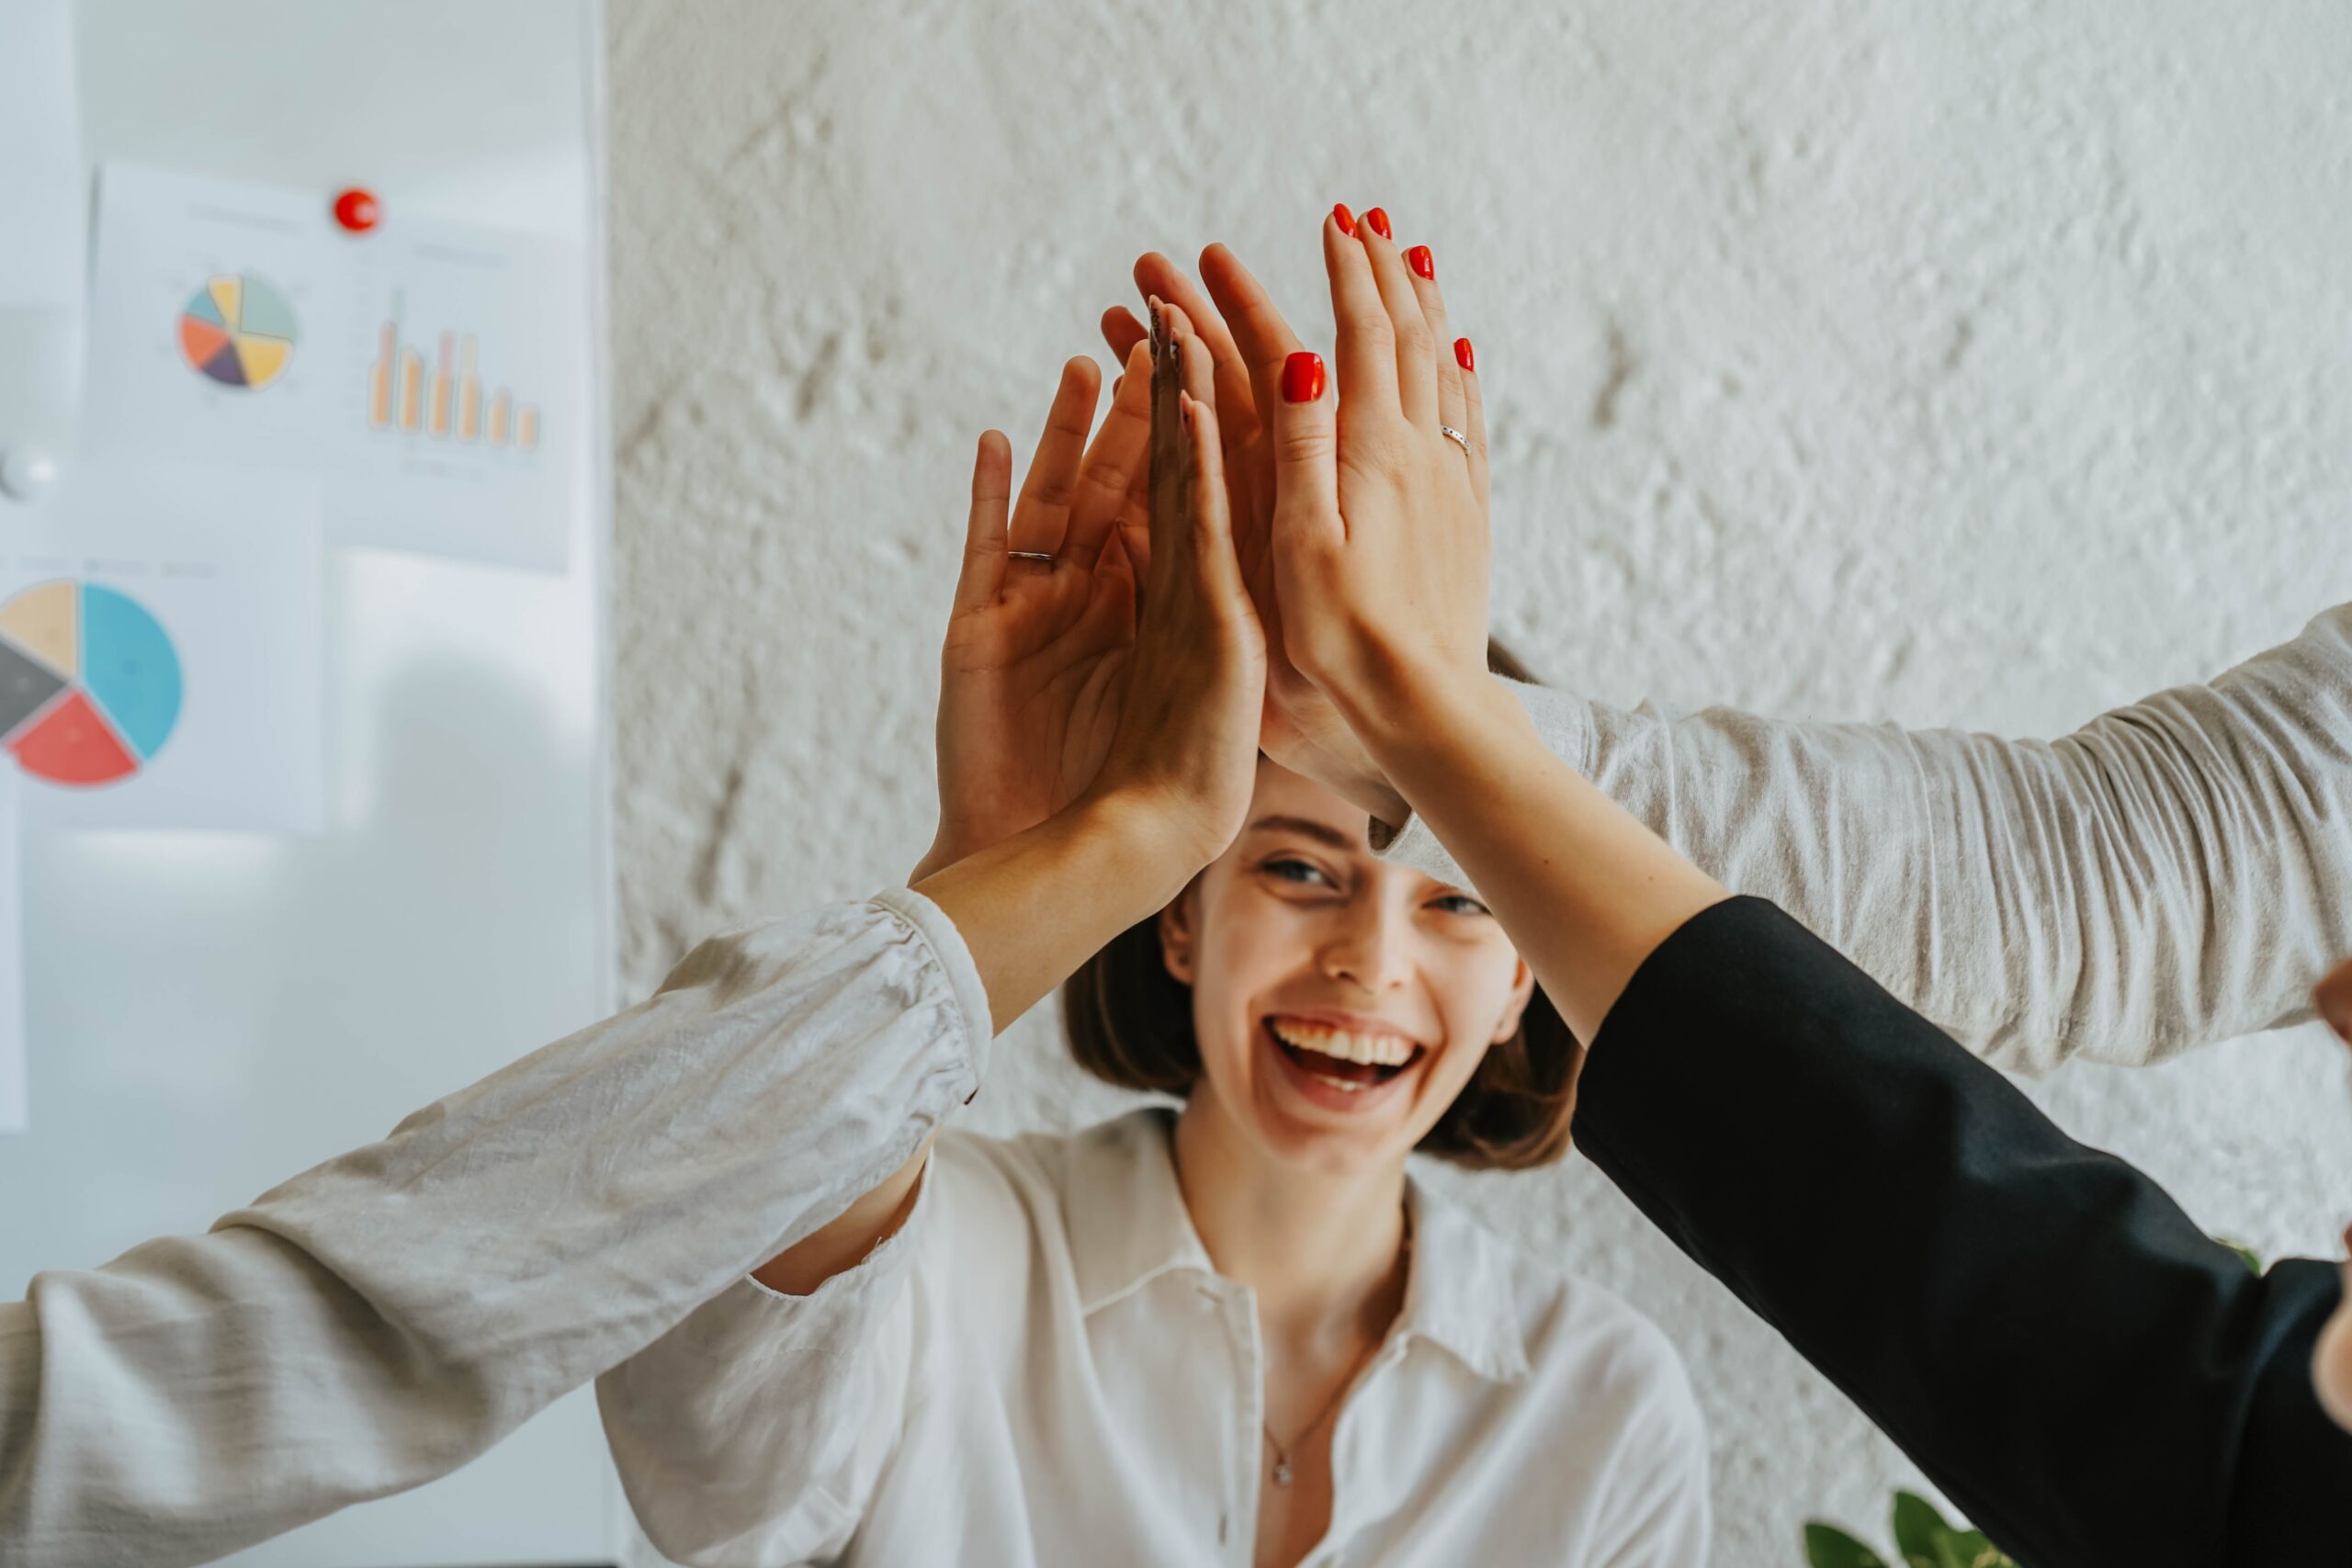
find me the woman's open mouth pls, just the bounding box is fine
[1261,1015,1427,1111]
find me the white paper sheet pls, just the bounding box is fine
[0,771,21,1134]
[0,0,84,310]
[84,163,582,571]
[0,465,326,833]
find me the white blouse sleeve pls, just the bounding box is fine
[0,886,990,1568]
[1374,604,2352,1073]
[596,1173,931,1565]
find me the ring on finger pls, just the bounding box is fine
[1438,424,1471,457]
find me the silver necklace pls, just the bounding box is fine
[1262,1383,1351,1488]
[1262,1210,1414,1489]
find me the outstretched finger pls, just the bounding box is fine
[1102,304,1147,369]
[1456,333,1488,508]
[1402,243,1467,446]
[1200,242,1307,459]
[1324,206,1399,420]
[1358,209,1438,429]
[952,430,1013,615]
[1006,356,1102,558]
[1177,389,1245,601]
[1064,339,1153,570]
[1135,252,1258,445]
[1147,299,1191,584]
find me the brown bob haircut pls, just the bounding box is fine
[1058,638,1583,1171]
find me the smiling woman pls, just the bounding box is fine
[597,269,1709,1568]
[1062,637,1585,1173]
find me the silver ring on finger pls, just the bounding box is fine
[1438,424,1471,457]
[1007,550,1056,566]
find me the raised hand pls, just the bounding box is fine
[1250,208,1493,730]
[1075,299,1267,864]
[912,341,1154,882]
[1101,243,1409,828]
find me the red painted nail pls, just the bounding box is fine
[1454,337,1475,372]
[1282,351,1327,404]
[1332,203,1356,236]
[1365,207,1392,240]
[1408,244,1434,279]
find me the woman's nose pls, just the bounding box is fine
[1319,899,1414,993]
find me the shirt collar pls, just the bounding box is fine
[1062,1108,1532,1384]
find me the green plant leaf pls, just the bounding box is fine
[2215,1235,2264,1274]
[1944,1530,2015,1568]
[1890,1491,1955,1561]
[1804,1521,1892,1568]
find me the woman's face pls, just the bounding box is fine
[2315,953,2352,1431]
[1159,758,1536,1178]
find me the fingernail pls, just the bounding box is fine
[1282,351,1327,403]
[1454,337,1476,372]
[1365,207,1392,240]
[1332,203,1357,237]
[1408,244,1434,280]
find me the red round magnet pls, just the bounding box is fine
[332,187,380,233]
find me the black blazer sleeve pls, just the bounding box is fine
[1571,897,2352,1568]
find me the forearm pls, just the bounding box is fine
[1344,674,1724,1043]
[750,794,1193,1293]
[913,789,1197,1035]
[1375,603,2352,1071]
[1574,897,2352,1566]
[1,890,991,1567]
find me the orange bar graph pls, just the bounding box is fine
[368,321,394,429]
[363,296,545,456]
[398,349,424,433]
[458,337,481,443]
[429,333,453,437]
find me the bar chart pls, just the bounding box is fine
[366,292,542,453]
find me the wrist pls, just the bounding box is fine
[1065,786,1218,906]
[1332,663,1517,772]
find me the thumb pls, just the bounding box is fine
[1268,347,1341,552]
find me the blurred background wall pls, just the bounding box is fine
[607,3,2352,1558]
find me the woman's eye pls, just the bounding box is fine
[1433,894,1492,917]
[1263,857,1334,887]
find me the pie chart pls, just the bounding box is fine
[0,580,183,788]
[178,273,300,390]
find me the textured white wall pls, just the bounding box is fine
[608,3,2352,1560]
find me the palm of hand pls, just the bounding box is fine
[921,349,1156,877]
[935,548,1136,848]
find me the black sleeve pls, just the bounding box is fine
[1570,897,2352,1568]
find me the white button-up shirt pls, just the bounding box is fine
[602,1103,1710,1567]
[0,883,1703,1567]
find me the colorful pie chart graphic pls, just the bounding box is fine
[178,273,300,391]
[0,580,183,788]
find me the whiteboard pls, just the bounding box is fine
[0,2,617,1563]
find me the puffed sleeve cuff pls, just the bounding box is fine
[868,883,996,1095]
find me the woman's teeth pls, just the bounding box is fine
[1267,1018,1417,1067]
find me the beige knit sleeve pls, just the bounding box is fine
[1373,604,2352,1072]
